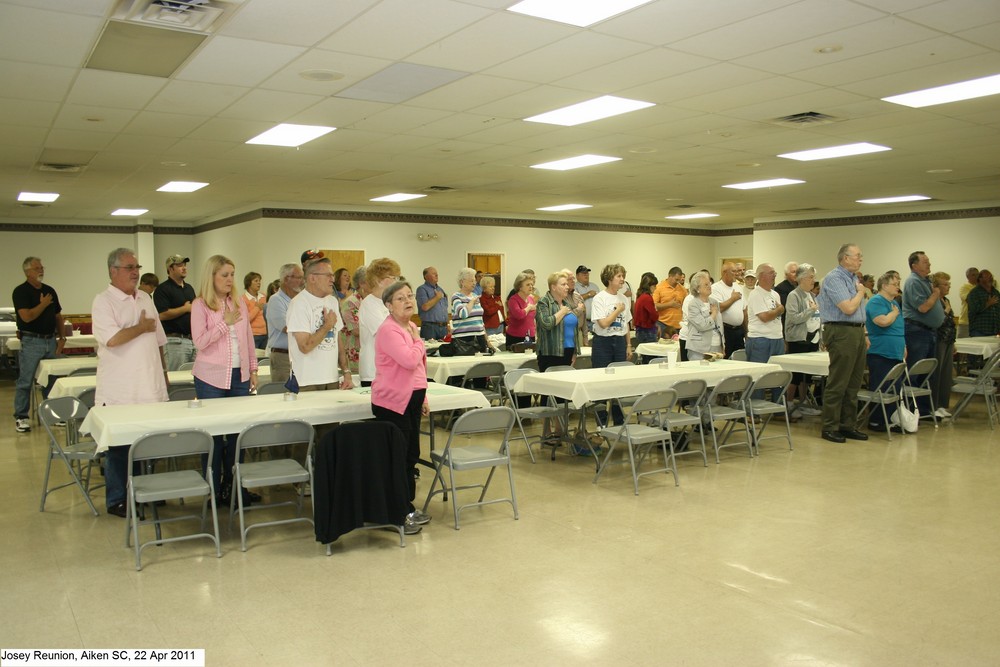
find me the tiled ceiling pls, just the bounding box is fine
[0,0,998,229]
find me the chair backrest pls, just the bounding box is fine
[450,406,517,437]
[128,429,214,465]
[905,357,937,385]
[237,420,314,455]
[573,355,592,369]
[77,387,97,409]
[168,386,199,402]
[519,357,539,370]
[503,368,535,402]
[627,388,678,416]
[873,363,908,393]
[256,382,287,395]
[730,349,748,362]
[608,360,634,368]
[463,361,505,381]
[178,361,196,371]
[544,365,575,373]
[647,356,671,365]
[257,357,270,366]
[38,397,88,430]
[750,370,793,395]
[707,374,753,403]
[68,367,97,377]
[670,378,707,404]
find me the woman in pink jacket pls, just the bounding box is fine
[192,254,259,504]
[371,280,430,535]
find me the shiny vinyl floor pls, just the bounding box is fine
[3,375,1000,667]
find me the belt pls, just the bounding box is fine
[271,347,288,354]
[165,333,191,339]
[905,319,935,331]
[20,331,56,339]
[826,322,864,328]
[423,321,446,325]
[723,323,743,330]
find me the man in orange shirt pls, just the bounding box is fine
[653,266,687,338]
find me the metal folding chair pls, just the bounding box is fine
[902,357,939,427]
[503,368,565,463]
[746,370,794,454]
[595,389,679,494]
[857,362,908,440]
[38,397,100,516]
[704,374,754,463]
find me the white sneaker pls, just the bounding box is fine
[934,407,952,419]
[15,418,31,433]
[799,406,822,416]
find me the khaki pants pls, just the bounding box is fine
[269,351,290,385]
[821,324,866,432]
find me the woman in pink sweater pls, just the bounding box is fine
[371,280,430,534]
[191,254,258,504]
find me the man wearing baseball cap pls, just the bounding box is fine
[153,254,197,370]
[574,265,598,333]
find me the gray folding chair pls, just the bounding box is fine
[124,429,221,571]
[573,355,593,369]
[422,406,518,530]
[231,420,315,552]
[178,361,196,371]
[460,360,506,405]
[256,381,287,395]
[661,379,709,467]
[730,349,748,362]
[518,357,539,371]
[857,362,908,440]
[68,366,97,377]
[595,389,679,494]
[77,387,97,409]
[256,357,270,366]
[704,374,755,463]
[503,368,565,463]
[902,357,939,427]
[168,386,198,402]
[38,397,100,516]
[950,350,1000,429]
[746,370,794,454]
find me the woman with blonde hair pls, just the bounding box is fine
[191,254,258,504]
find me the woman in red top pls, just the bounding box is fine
[633,272,659,347]
[479,275,505,335]
[505,272,537,349]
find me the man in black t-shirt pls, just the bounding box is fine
[153,254,196,371]
[12,256,65,433]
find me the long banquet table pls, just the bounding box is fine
[7,334,98,352]
[36,348,267,386]
[48,368,275,400]
[425,348,590,384]
[513,359,781,409]
[80,382,489,453]
[954,336,1000,357]
[769,351,830,377]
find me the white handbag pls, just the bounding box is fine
[892,398,920,433]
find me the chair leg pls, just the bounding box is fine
[39,452,54,512]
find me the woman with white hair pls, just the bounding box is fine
[785,263,822,417]
[684,271,724,361]
[450,267,488,351]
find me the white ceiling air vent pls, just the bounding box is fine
[38,163,87,173]
[111,0,241,34]
[771,111,841,126]
[423,186,454,192]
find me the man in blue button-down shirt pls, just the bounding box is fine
[416,266,449,340]
[902,251,945,416]
[817,243,869,444]
[265,263,304,384]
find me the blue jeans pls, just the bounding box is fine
[195,370,251,493]
[164,336,196,371]
[591,335,626,425]
[420,322,447,340]
[14,335,56,418]
[904,322,937,415]
[744,337,784,364]
[105,445,132,508]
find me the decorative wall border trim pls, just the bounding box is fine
[754,206,1000,231]
[0,222,192,235]
[199,207,754,238]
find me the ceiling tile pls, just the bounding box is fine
[54,104,138,134]
[176,36,305,87]
[290,97,392,128]
[44,128,116,151]
[406,75,536,113]
[483,32,651,84]
[0,60,76,102]
[146,80,250,116]
[0,97,60,127]
[899,0,1000,33]
[122,111,208,138]
[219,0,377,46]
[258,49,392,95]
[554,48,717,94]
[955,21,1000,50]
[66,68,168,109]
[217,89,326,122]
[350,105,454,134]
[0,4,103,67]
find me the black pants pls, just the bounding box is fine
[723,323,745,359]
[538,348,575,372]
[372,388,426,512]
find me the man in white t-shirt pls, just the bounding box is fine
[711,261,746,359]
[745,263,784,364]
[286,258,353,391]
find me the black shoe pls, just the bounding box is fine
[840,429,869,441]
[107,502,127,518]
[821,430,846,443]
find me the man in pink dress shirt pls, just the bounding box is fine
[92,247,168,517]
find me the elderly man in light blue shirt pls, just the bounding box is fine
[901,250,944,416]
[817,243,868,444]
[265,263,303,385]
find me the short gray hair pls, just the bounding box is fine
[457,267,476,286]
[352,265,367,290]
[688,270,710,293]
[795,263,815,281]
[278,263,299,281]
[382,280,413,306]
[837,244,858,263]
[22,256,40,271]
[107,248,135,270]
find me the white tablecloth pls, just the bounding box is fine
[769,351,830,376]
[7,334,98,352]
[513,359,781,409]
[80,383,489,452]
[36,357,99,385]
[425,350,540,384]
[48,368,275,400]
[634,342,680,359]
[954,336,1000,357]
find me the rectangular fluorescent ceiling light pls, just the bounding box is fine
[370,193,426,202]
[246,123,336,147]
[112,208,149,216]
[882,73,1000,108]
[18,192,59,202]
[665,213,719,220]
[856,195,930,204]
[778,142,890,161]
[508,0,655,27]
[531,154,621,171]
[723,178,804,190]
[525,96,655,126]
[537,204,592,211]
[157,181,208,193]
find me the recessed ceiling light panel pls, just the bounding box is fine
[778,142,890,161]
[531,154,622,171]
[856,195,930,204]
[665,213,719,220]
[525,95,655,126]
[246,123,336,147]
[537,204,592,211]
[882,73,1000,108]
[370,193,427,202]
[722,178,805,190]
[18,192,59,202]
[112,208,149,216]
[508,0,655,27]
[157,181,208,193]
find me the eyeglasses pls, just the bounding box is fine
[310,272,335,278]
[114,264,142,271]
[393,294,415,302]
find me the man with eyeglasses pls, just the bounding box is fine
[92,247,169,517]
[902,250,945,418]
[286,257,353,392]
[153,254,196,370]
[265,262,304,385]
[12,256,66,433]
[817,243,869,444]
